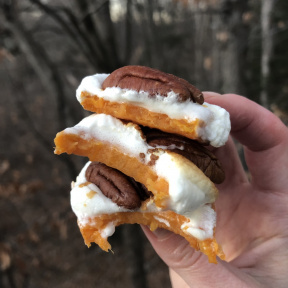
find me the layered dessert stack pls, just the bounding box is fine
[54,66,230,263]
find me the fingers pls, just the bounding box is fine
[204,92,288,191]
[169,269,190,288]
[141,226,260,287]
[204,92,288,152]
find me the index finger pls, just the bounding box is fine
[204,92,288,191]
[204,92,287,151]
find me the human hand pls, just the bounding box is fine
[142,93,288,288]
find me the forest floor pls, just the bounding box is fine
[0,60,171,288]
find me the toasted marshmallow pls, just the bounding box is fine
[76,74,230,147]
[56,114,218,216]
[54,67,229,263]
[71,161,216,241]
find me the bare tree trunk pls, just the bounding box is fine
[145,0,162,69]
[125,0,133,64]
[213,0,249,95]
[123,225,148,288]
[193,4,206,88]
[260,0,274,108]
[75,0,107,61]
[97,0,122,70]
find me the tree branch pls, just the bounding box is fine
[75,0,114,71]
[29,0,103,69]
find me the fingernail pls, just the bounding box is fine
[152,228,172,239]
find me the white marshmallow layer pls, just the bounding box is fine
[64,113,216,214]
[71,161,216,241]
[66,113,219,240]
[76,73,231,147]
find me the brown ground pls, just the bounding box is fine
[0,60,171,288]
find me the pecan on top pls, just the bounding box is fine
[102,65,204,104]
[85,162,152,210]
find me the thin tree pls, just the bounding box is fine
[260,0,274,108]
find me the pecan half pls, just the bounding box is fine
[85,162,152,209]
[143,127,225,184]
[102,65,204,104]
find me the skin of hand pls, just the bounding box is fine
[141,93,288,288]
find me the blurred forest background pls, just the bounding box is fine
[0,0,288,287]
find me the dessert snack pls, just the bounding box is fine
[76,66,230,147]
[54,66,230,263]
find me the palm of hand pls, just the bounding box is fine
[216,142,288,263]
[142,93,288,287]
[210,94,288,281]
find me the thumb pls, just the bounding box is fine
[141,226,259,288]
